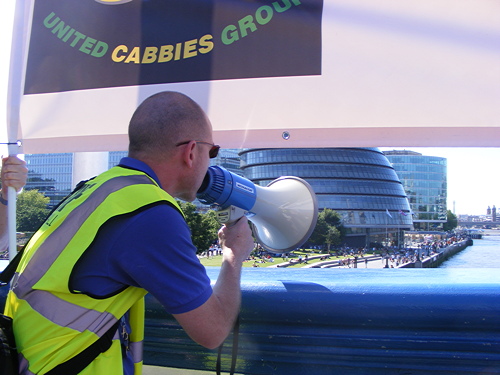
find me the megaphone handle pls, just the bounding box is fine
[217,206,246,226]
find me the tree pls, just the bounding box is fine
[16,189,50,232]
[178,201,219,253]
[443,210,458,232]
[309,209,345,250]
[325,226,341,251]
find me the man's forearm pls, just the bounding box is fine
[212,255,243,327]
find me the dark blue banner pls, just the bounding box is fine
[24,0,323,94]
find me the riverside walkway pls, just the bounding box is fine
[268,254,387,269]
[267,239,470,269]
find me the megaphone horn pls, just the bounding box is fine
[197,166,318,253]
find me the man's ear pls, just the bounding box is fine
[181,141,196,168]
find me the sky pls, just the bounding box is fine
[0,2,498,216]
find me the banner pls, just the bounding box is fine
[8,0,500,154]
[25,0,322,94]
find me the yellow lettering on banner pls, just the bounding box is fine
[142,47,158,64]
[199,34,214,54]
[158,45,174,62]
[112,45,128,62]
[183,39,198,59]
[110,34,214,64]
[174,43,182,61]
[124,47,141,63]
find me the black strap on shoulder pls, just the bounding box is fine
[216,314,240,375]
[45,321,120,375]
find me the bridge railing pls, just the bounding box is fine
[143,267,500,375]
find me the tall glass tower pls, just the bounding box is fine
[239,148,412,248]
[384,150,447,230]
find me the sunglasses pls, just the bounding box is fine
[176,140,220,159]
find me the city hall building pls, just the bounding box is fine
[239,148,412,248]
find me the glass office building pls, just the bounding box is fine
[24,153,74,208]
[384,150,447,230]
[239,148,412,248]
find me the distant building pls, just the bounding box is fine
[240,148,412,248]
[384,150,447,231]
[24,153,74,208]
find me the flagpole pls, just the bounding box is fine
[7,142,19,261]
[6,0,29,260]
[386,212,388,247]
[8,185,16,261]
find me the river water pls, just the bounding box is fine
[439,230,500,268]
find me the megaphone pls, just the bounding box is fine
[197,166,318,253]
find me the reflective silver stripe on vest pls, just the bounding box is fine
[129,340,144,364]
[18,288,118,336]
[13,174,156,334]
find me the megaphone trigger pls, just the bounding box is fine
[216,206,246,226]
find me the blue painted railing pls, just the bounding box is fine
[144,267,500,374]
[2,266,499,374]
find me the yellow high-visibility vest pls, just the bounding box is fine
[5,166,183,375]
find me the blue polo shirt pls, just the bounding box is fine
[71,158,213,373]
[72,157,212,312]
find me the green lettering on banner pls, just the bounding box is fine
[220,0,302,46]
[221,24,239,45]
[238,15,257,38]
[79,37,96,54]
[255,6,273,25]
[43,12,109,58]
[91,42,108,57]
[273,0,301,13]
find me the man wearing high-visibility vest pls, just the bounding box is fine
[4,91,255,375]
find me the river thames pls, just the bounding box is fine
[439,229,500,268]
